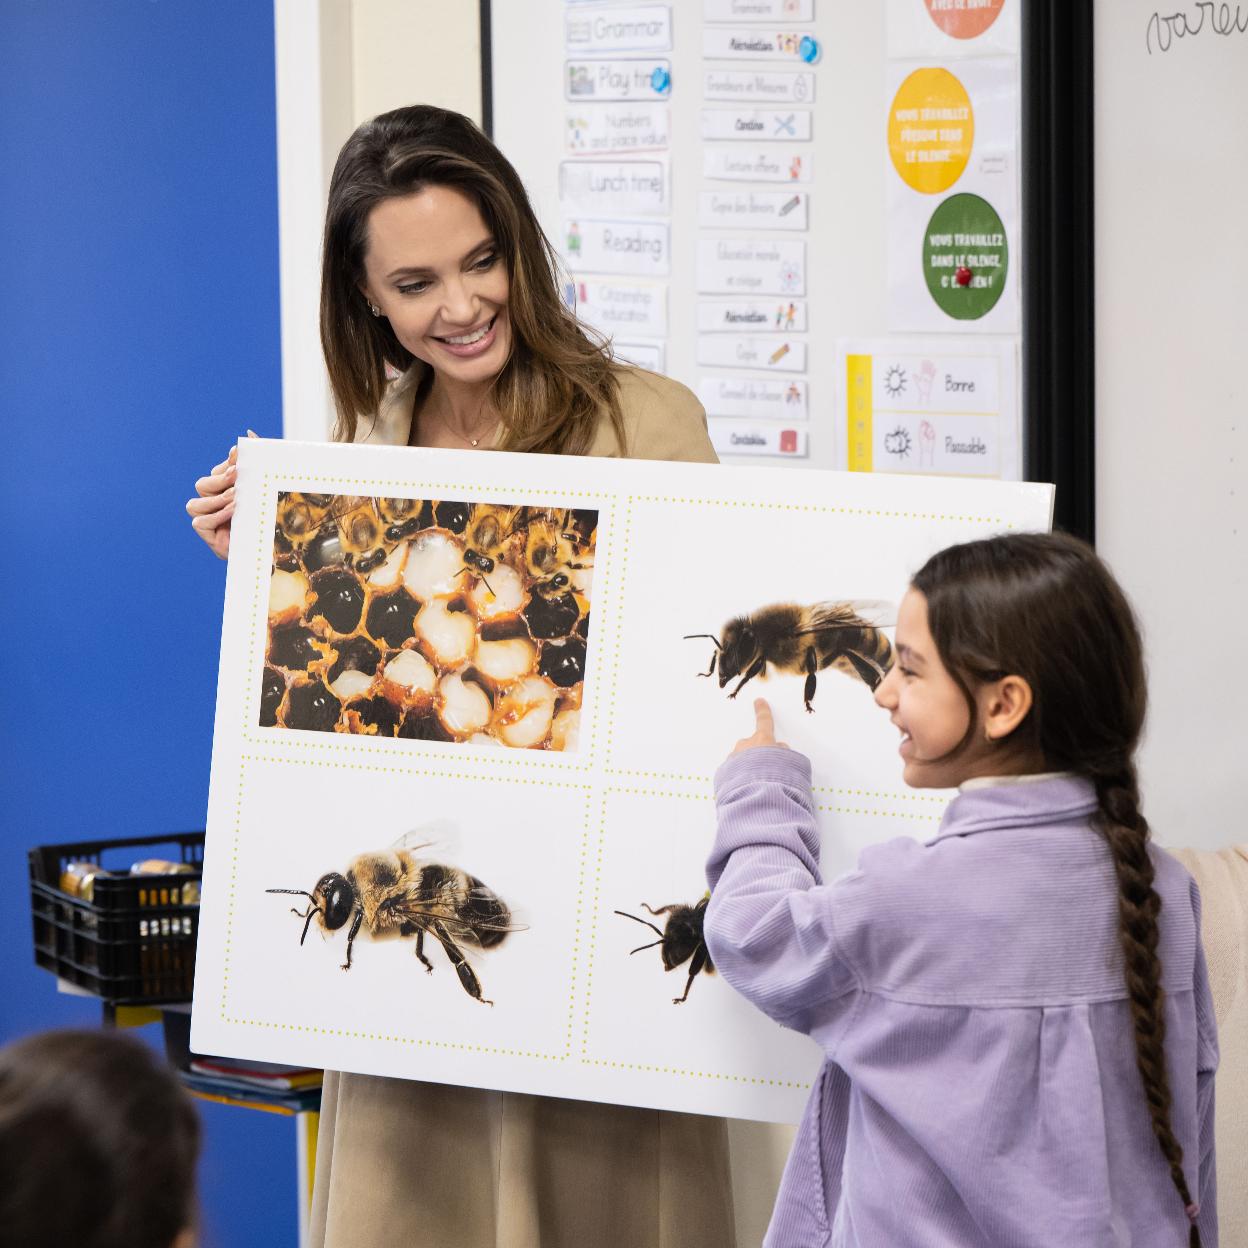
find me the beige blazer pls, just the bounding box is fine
[311,366,733,1248]
[357,363,719,465]
[1168,845,1248,1244]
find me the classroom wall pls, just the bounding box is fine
[1093,3,1246,850]
[0,3,296,1245]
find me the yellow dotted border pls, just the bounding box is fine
[599,492,1007,772]
[219,754,588,1063]
[242,732,591,774]
[229,471,985,1087]
[577,786,808,1088]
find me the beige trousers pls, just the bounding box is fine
[309,1072,737,1248]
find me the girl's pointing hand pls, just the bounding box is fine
[731,698,789,756]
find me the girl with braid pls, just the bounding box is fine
[706,532,1218,1247]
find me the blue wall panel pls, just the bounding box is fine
[1,2,295,1243]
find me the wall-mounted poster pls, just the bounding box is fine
[887,0,1020,59]
[191,438,1051,1123]
[837,336,1020,477]
[885,57,1020,332]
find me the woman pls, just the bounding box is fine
[187,106,734,1248]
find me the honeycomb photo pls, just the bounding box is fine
[259,494,596,750]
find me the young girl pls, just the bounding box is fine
[707,533,1218,1247]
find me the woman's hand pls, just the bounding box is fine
[185,433,255,560]
[730,698,789,756]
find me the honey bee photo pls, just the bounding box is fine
[685,600,895,712]
[260,494,596,749]
[615,894,713,1005]
[267,844,522,1005]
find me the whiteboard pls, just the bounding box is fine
[1094,4,1247,848]
[489,1,1022,471]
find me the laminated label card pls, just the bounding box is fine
[191,438,1051,1123]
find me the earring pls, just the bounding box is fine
[367,300,381,317]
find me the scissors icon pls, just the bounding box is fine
[774,113,797,137]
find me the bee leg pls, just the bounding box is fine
[673,946,710,1005]
[844,649,885,690]
[698,652,717,679]
[433,921,493,1005]
[340,907,364,971]
[413,927,434,974]
[804,648,818,713]
[728,656,766,699]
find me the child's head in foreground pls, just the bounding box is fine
[0,1028,201,1248]
[876,530,1145,794]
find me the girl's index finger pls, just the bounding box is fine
[753,698,776,742]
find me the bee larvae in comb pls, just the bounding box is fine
[415,598,476,668]
[468,563,525,619]
[404,531,465,600]
[474,638,537,688]
[437,671,493,738]
[492,676,557,748]
[381,649,437,708]
[366,542,408,590]
[326,636,381,702]
[269,569,309,625]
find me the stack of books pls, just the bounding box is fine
[180,1056,323,1115]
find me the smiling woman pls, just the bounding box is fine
[186,104,727,1248]
[321,106,650,459]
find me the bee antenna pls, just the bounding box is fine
[614,909,664,939]
[267,888,317,901]
[628,939,664,956]
[682,634,722,651]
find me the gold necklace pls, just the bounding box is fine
[424,396,496,448]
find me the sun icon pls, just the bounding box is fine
[883,365,907,398]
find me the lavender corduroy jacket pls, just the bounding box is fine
[707,748,1218,1248]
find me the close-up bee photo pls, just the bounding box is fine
[267,844,521,1005]
[615,893,714,1005]
[684,600,895,712]
[261,494,597,749]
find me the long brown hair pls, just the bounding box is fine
[0,1028,201,1248]
[320,105,625,455]
[912,532,1200,1246]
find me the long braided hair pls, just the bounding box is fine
[911,532,1201,1246]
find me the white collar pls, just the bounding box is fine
[959,771,1077,793]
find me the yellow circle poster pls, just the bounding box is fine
[887,67,974,194]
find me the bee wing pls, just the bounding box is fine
[798,599,896,636]
[385,893,529,936]
[388,821,462,856]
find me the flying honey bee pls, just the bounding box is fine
[685,600,895,713]
[615,894,713,1005]
[267,847,520,1004]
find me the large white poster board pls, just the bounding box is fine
[191,438,1052,1122]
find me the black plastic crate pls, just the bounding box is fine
[29,831,204,1005]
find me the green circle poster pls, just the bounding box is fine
[922,193,1008,319]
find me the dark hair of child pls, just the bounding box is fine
[0,1028,201,1248]
[912,531,1201,1247]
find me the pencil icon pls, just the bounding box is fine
[769,343,791,364]
[778,195,801,216]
